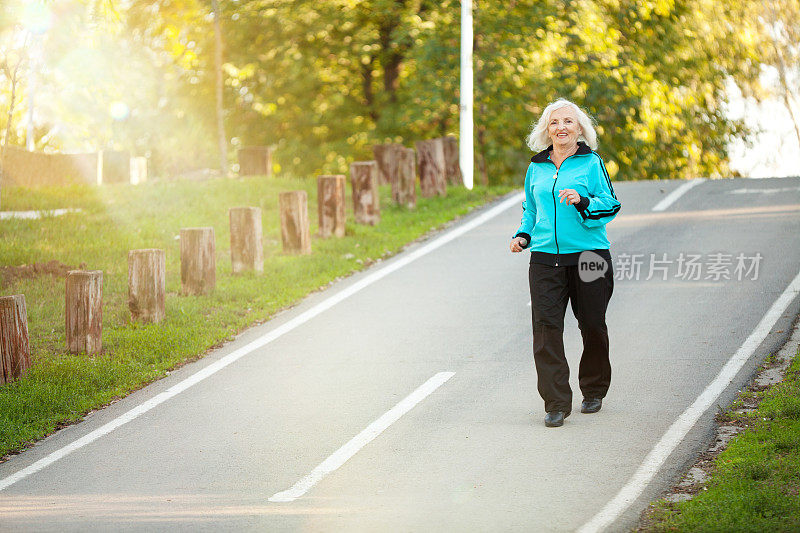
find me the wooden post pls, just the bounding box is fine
[130,157,147,185]
[128,249,166,323]
[279,191,312,254]
[0,295,31,384]
[350,161,380,225]
[394,147,417,208]
[229,207,264,273]
[415,139,447,197]
[442,136,463,186]
[238,146,274,178]
[317,175,346,238]
[66,270,103,355]
[373,143,403,186]
[180,228,216,295]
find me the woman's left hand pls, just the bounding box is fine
[558,188,581,205]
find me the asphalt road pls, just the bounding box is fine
[1,177,799,532]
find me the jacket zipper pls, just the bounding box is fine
[550,164,559,265]
[548,152,580,267]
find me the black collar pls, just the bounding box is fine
[531,141,591,163]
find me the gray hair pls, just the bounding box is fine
[526,99,598,151]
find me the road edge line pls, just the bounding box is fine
[577,268,800,533]
[0,192,523,493]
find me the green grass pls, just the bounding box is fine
[0,177,514,458]
[645,347,800,532]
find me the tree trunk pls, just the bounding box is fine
[373,143,403,186]
[772,46,800,146]
[361,56,378,122]
[472,7,490,187]
[377,7,410,106]
[128,249,166,323]
[229,207,264,273]
[415,139,447,197]
[1,77,15,211]
[394,147,416,209]
[180,228,216,295]
[238,146,273,177]
[0,294,31,384]
[317,175,346,238]
[65,270,103,355]
[384,52,402,103]
[441,136,463,186]
[350,161,380,225]
[279,191,312,254]
[212,0,227,175]
[476,112,490,187]
[1,44,26,211]
[766,1,800,148]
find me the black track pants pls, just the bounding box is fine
[528,259,614,413]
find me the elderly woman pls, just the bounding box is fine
[510,99,621,428]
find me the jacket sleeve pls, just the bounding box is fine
[574,155,621,228]
[514,164,535,248]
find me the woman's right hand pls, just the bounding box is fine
[510,236,527,252]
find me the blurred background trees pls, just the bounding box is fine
[759,0,800,146]
[1,0,797,182]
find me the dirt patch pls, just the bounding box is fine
[0,260,87,285]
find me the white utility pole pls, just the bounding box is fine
[459,0,474,189]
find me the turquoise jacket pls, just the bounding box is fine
[514,142,620,265]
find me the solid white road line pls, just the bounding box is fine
[578,268,800,533]
[269,371,455,503]
[651,178,705,212]
[729,186,800,194]
[0,192,523,493]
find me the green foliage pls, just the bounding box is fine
[0,178,513,457]
[119,0,770,181]
[0,1,782,181]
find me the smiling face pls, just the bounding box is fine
[547,106,582,149]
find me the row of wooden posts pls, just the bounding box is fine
[0,136,463,384]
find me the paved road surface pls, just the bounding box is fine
[1,177,799,532]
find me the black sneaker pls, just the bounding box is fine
[581,398,602,413]
[544,410,571,427]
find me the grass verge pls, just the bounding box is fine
[643,344,800,532]
[0,176,514,459]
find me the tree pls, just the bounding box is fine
[760,0,800,146]
[211,0,227,174]
[0,0,771,183]
[213,0,765,181]
[0,9,31,209]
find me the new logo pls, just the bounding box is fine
[578,251,608,282]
